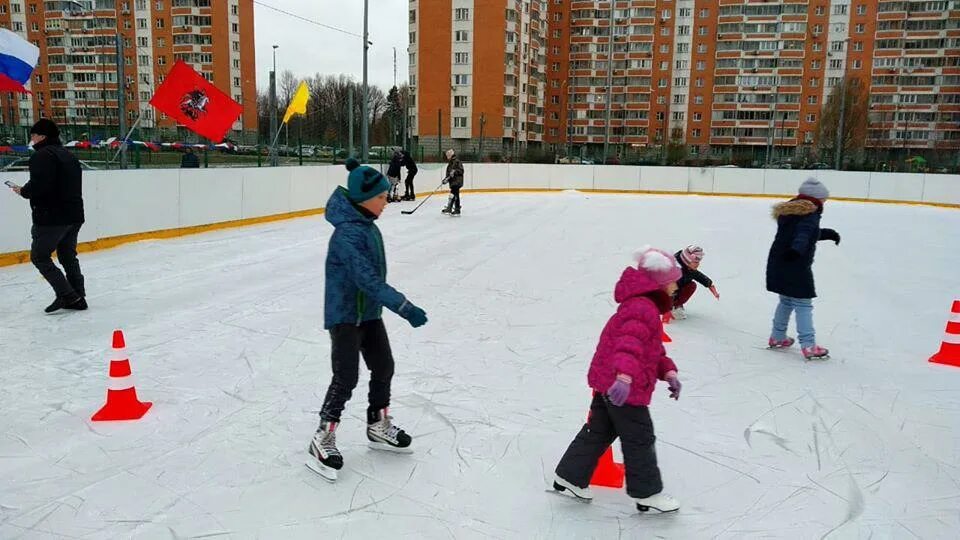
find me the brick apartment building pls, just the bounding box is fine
[0,0,257,142]
[411,0,960,164]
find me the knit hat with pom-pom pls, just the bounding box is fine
[634,246,682,287]
[345,158,390,203]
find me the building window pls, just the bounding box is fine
[657,96,666,104]
[660,44,669,53]
[829,59,842,69]
[853,59,862,69]
[233,59,240,69]
[233,77,240,87]
[816,6,825,15]
[812,42,822,52]
[673,95,686,105]
[809,78,819,87]
[808,95,817,104]
[455,8,470,20]
[454,116,467,128]
[232,23,239,33]
[551,95,559,104]
[698,26,707,36]
[857,5,866,15]
[409,10,416,23]
[856,24,864,34]
[156,18,165,28]
[812,60,821,69]
[158,56,166,66]
[661,9,671,19]
[659,78,667,88]
[676,60,688,70]
[696,78,703,87]
[697,43,707,53]
[696,61,705,71]
[661,26,670,36]
[656,111,665,121]
[678,8,692,17]
[674,77,687,87]
[678,26,690,36]
[31,22,39,31]
[454,74,469,85]
[553,30,561,38]
[830,41,845,52]
[456,30,469,42]
[693,112,702,121]
[409,52,416,65]
[553,12,561,21]
[454,95,468,108]
[692,129,701,137]
[138,18,147,28]
[455,52,469,64]
[551,62,559,72]
[833,4,848,15]
[853,41,863,51]
[806,113,816,122]
[677,43,689,53]
[694,95,703,104]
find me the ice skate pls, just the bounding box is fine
[802,345,830,360]
[367,408,413,453]
[768,337,795,349]
[305,421,343,482]
[552,474,593,502]
[634,492,680,513]
[451,207,461,216]
[670,306,686,320]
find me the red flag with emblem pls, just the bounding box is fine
[149,60,242,142]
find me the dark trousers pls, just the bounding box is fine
[449,185,461,211]
[31,224,85,300]
[555,393,663,499]
[404,171,416,198]
[673,282,697,308]
[319,319,395,423]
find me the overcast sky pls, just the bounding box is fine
[253,0,408,91]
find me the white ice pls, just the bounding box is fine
[1,192,959,539]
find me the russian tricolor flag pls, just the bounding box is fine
[0,28,39,93]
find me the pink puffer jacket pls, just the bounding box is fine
[587,266,678,406]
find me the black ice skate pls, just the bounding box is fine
[366,408,413,453]
[306,421,343,481]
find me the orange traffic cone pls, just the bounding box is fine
[930,300,960,368]
[91,330,153,422]
[590,446,625,488]
[662,311,673,325]
[662,329,672,343]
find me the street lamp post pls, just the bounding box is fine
[834,37,850,170]
[269,45,279,166]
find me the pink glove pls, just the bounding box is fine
[709,285,720,299]
[606,374,632,406]
[665,371,681,400]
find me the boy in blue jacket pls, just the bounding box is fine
[307,159,428,481]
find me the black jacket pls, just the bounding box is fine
[19,139,84,226]
[674,251,713,290]
[765,196,836,299]
[386,154,402,178]
[400,151,417,174]
[445,155,464,188]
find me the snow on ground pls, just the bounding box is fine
[1,192,958,539]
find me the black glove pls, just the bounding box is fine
[820,228,841,245]
[784,249,801,262]
[442,176,450,185]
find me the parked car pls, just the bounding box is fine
[806,162,831,170]
[2,157,100,171]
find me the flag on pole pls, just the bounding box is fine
[0,28,40,93]
[149,60,242,142]
[283,81,310,124]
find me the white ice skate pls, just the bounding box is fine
[305,421,343,482]
[367,408,413,453]
[633,492,680,513]
[552,474,593,502]
[671,306,687,320]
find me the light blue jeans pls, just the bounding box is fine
[771,295,816,348]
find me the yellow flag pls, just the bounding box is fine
[282,81,309,123]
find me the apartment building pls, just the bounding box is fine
[0,0,257,141]
[410,0,548,157]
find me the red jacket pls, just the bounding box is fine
[587,266,678,406]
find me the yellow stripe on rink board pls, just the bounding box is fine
[1,187,957,268]
[0,208,325,268]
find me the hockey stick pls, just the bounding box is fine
[401,181,446,215]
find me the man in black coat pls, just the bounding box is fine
[765,178,840,359]
[180,147,200,168]
[442,149,464,215]
[400,150,418,201]
[9,119,87,313]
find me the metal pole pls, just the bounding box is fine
[478,113,485,158]
[603,2,614,163]
[116,33,127,169]
[269,45,279,166]
[779,112,786,153]
[402,86,409,150]
[348,88,354,158]
[835,78,846,170]
[361,0,370,161]
[437,108,442,161]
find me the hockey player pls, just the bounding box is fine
[385,149,403,203]
[441,149,464,216]
[307,158,429,481]
[401,150,418,201]
[553,247,683,514]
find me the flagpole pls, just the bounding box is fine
[269,123,285,156]
[108,111,144,165]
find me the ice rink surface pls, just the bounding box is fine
[1,192,958,539]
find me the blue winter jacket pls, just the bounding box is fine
[324,186,406,329]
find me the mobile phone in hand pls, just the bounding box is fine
[4,180,19,189]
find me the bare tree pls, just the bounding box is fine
[814,77,868,167]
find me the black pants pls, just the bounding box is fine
[555,393,663,498]
[404,171,416,198]
[319,319,395,423]
[448,184,461,212]
[31,224,85,300]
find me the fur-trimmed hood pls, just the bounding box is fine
[772,198,820,219]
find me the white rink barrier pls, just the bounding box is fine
[2,164,957,261]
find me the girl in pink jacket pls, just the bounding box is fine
[553,247,683,513]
